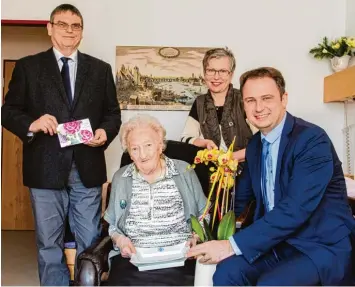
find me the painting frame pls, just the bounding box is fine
[115,46,211,111]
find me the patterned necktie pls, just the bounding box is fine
[60,57,73,105]
[261,138,271,212]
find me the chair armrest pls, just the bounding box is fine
[76,236,113,286]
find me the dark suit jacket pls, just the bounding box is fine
[233,112,355,285]
[1,48,121,189]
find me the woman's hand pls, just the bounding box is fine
[186,233,200,248]
[112,234,136,258]
[193,138,218,150]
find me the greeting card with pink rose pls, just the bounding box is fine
[57,118,94,147]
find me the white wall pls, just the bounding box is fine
[346,0,355,36]
[1,0,350,180]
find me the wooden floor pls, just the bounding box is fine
[1,231,39,286]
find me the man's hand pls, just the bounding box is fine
[84,128,107,147]
[186,240,234,264]
[111,234,136,258]
[193,138,218,150]
[29,114,58,136]
[232,148,246,162]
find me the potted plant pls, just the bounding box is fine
[190,210,235,286]
[188,137,239,286]
[309,36,355,72]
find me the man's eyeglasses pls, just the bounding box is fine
[51,21,83,31]
[205,68,231,78]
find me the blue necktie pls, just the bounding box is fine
[261,138,271,212]
[61,57,73,106]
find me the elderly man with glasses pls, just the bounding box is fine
[1,3,121,286]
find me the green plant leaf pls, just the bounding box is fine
[190,215,205,242]
[203,218,214,241]
[217,210,236,240]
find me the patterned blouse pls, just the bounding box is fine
[123,157,191,248]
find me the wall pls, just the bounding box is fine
[1,0,349,180]
[346,0,355,36]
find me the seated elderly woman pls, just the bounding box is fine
[104,114,207,286]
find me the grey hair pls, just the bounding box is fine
[120,114,167,151]
[50,4,84,27]
[202,47,236,73]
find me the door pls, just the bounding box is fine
[1,60,35,230]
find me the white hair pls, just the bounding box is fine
[119,114,167,151]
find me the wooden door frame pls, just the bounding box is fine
[2,59,16,102]
[1,19,48,26]
[2,59,17,157]
[1,21,48,230]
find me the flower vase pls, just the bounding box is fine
[348,56,355,67]
[330,55,351,72]
[194,258,217,286]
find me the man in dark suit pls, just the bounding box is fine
[1,4,121,286]
[187,67,355,285]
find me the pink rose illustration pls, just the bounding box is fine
[63,121,82,134]
[80,129,93,142]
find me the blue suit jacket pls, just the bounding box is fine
[233,113,355,285]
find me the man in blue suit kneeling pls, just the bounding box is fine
[187,67,355,286]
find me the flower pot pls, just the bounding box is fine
[194,258,217,286]
[330,55,351,72]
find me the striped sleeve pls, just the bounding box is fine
[181,101,203,144]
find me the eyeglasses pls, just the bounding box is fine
[51,21,83,31]
[205,68,231,78]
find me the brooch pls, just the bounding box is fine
[120,199,127,209]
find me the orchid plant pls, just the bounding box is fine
[189,137,239,240]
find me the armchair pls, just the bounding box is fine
[63,182,111,283]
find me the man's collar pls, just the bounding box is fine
[53,47,78,63]
[261,112,287,144]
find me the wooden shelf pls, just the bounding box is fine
[324,65,355,102]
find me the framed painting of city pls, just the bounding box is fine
[115,46,210,110]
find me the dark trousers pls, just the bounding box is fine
[29,163,102,286]
[108,255,196,286]
[213,242,320,286]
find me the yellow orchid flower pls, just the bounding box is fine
[191,136,239,223]
[209,171,221,184]
[204,148,220,162]
[217,151,232,166]
[194,150,206,164]
[227,159,239,172]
